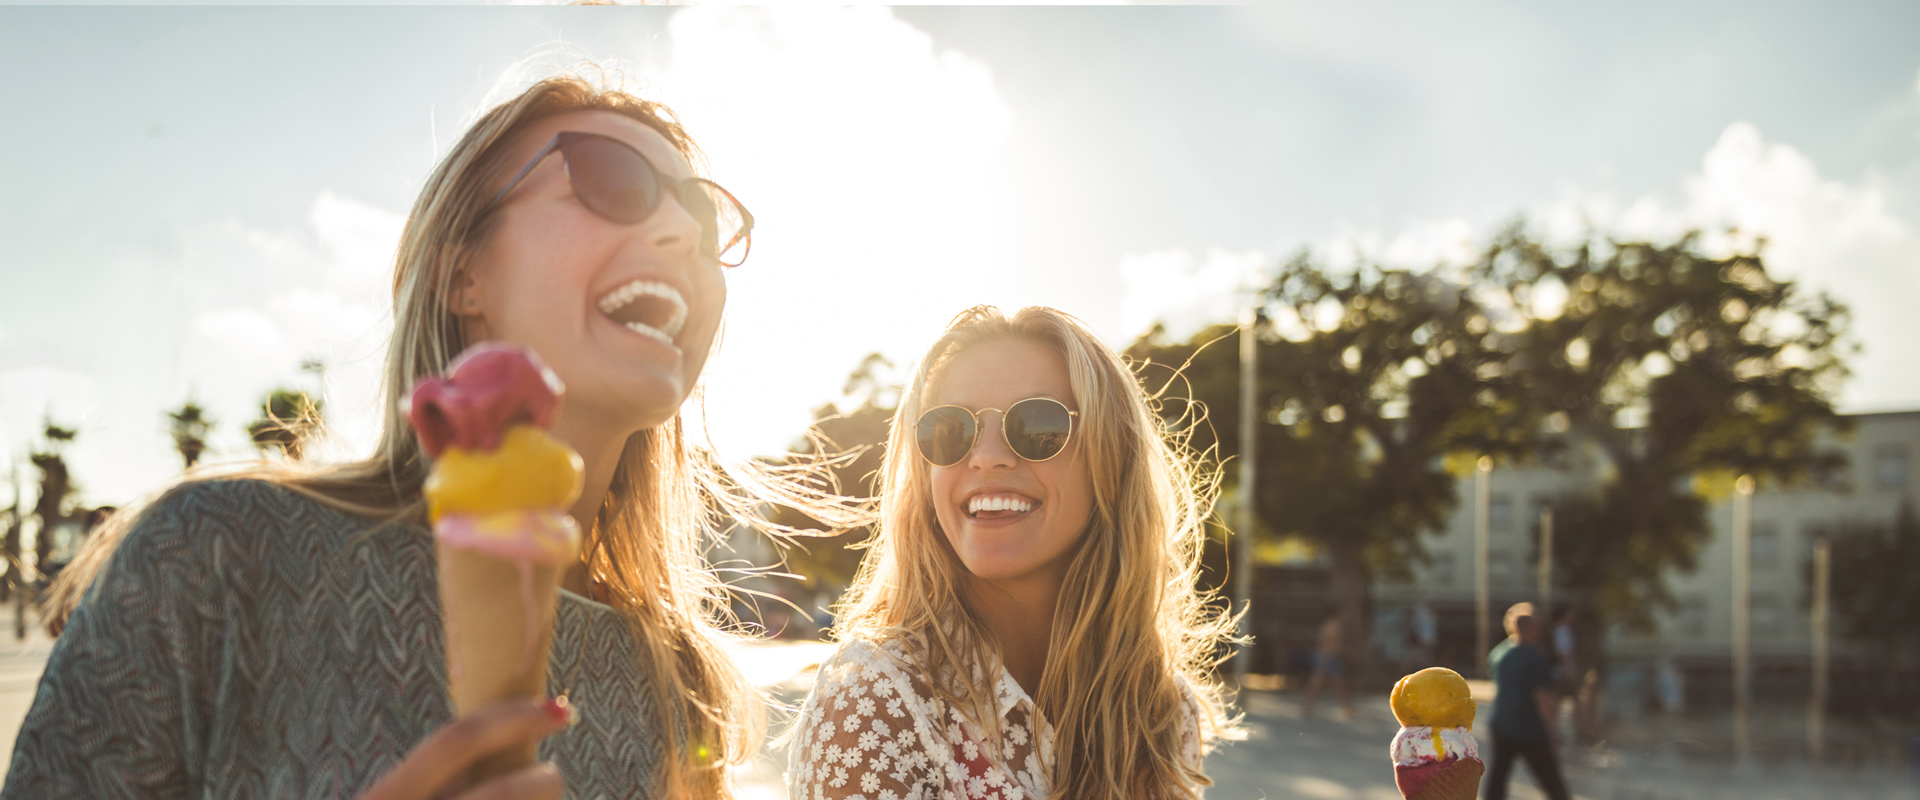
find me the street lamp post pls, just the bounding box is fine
[1810,535,1830,761]
[1538,505,1554,616]
[1475,456,1493,679]
[1233,306,1260,686]
[1732,474,1755,762]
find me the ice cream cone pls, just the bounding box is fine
[438,543,563,780]
[1398,756,1483,800]
[407,344,585,789]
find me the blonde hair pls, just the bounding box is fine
[833,305,1243,800]
[45,74,805,799]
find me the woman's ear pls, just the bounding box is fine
[448,268,485,319]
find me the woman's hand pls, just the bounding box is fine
[359,697,572,800]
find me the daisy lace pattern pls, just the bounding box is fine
[789,638,1212,800]
[789,639,1051,800]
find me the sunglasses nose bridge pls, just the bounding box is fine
[963,408,1023,467]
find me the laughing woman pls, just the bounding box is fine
[790,306,1242,800]
[5,74,790,800]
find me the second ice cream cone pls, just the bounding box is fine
[1407,757,1483,800]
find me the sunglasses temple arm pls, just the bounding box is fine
[487,139,562,210]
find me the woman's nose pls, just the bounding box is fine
[966,412,1018,469]
[638,190,702,258]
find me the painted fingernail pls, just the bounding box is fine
[543,696,577,726]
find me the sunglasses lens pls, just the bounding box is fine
[916,407,976,467]
[1006,399,1073,461]
[567,135,660,223]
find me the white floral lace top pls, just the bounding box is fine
[788,637,1208,800]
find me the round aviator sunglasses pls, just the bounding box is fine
[481,130,755,267]
[914,397,1080,467]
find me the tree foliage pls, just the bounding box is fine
[29,420,80,573]
[767,353,897,591]
[1824,503,1920,661]
[168,401,213,469]
[1470,227,1852,634]
[247,388,324,461]
[1125,226,1854,673]
[1127,255,1517,673]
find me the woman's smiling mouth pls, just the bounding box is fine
[596,278,687,346]
[966,492,1039,520]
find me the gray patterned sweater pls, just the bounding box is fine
[1,479,666,799]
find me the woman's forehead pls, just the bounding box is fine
[927,339,1072,408]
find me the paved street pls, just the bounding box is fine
[1,631,1911,798]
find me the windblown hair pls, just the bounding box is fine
[833,305,1244,800]
[43,73,831,799]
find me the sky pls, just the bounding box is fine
[2,2,1918,507]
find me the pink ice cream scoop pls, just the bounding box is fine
[408,343,563,457]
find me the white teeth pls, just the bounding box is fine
[597,279,687,339]
[967,494,1034,515]
[624,321,674,345]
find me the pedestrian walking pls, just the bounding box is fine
[1486,603,1572,800]
[1302,609,1355,721]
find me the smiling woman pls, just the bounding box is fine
[5,70,837,800]
[790,305,1244,800]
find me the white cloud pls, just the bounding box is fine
[645,7,1021,458]
[1119,121,1920,411]
[1119,249,1268,343]
[0,192,403,505]
[1547,122,1920,409]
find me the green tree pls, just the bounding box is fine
[29,421,79,576]
[247,388,324,461]
[1128,256,1524,678]
[1823,503,1920,663]
[768,353,896,593]
[1471,228,1852,665]
[167,401,213,469]
[3,462,26,602]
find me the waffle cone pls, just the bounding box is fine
[438,544,562,784]
[1403,757,1484,800]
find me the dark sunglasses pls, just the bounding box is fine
[484,131,754,267]
[915,397,1080,467]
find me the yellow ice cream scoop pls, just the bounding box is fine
[425,425,584,523]
[1391,667,1477,729]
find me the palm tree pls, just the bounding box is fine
[167,401,214,469]
[30,421,78,577]
[247,388,324,461]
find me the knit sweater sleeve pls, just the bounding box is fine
[1,482,234,799]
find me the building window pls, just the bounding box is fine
[1430,553,1455,587]
[1676,595,1707,637]
[1491,552,1516,585]
[1751,595,1783,636]
[1875,445,1909,492]
[1751,522,1779,568]
[1489,493,1513,532]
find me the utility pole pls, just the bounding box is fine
[1538,505,1555,616]
[1233,305,1260,685]
[1732,474,1755,762]
[1809,535,1830,762]
[1475,456,1492,679]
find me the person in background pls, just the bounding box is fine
[1406,599,1438,672]
[1301,608,1355,721]
[1486,603,1572,800]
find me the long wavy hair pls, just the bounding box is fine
[43,73,838,799]
[832,305,1244,800]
